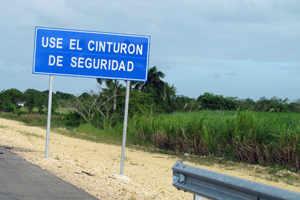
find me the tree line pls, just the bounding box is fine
[1,66,300,127]
[197,92,300,113]
[0,88,76,114]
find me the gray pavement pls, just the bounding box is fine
[0,146,98,200]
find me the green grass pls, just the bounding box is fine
[19,107,71,114]
[19,131,44,139]
[1,109,300,170]
[1,109,300,186]
[119,110,300,169]
[0,111,66,128]
[53,123,123,145]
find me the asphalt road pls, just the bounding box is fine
[0,146,98,200]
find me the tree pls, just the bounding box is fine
[238,98,256,111]
[55,91,75,115]
[79,92,91,99]
[197,92,216,109]
[0,88,23,112]
[2,88,23,104]
[160,82,178,113]
[133,66,166,107]
[130,81,143,91]
[64,91,113,124]
[287,99,300,112]
[96,79,123,112]
[141,66,165,94]
[42,90,58,114]
[24,89,46,113]
[55,91,75,100]
[115,87,154,117]
[173,95,194,111]
[197,92,237,110]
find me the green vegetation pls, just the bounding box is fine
[19,131,44,139]
[1,66,300,172]
[1,109,299,170]
[0,112,65,128]
[121,111,300,169]
[54,123,121,145]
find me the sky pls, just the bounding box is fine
[0,0,299,101]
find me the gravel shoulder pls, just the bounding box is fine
[0,118,299,199]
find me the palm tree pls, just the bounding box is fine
[96,79,123,112]
[141,66,165,94]
[162,82,177,101]
[130,81,143,90]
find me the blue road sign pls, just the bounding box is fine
[33,27,150,81]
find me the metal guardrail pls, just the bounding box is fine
[172,160,300,200]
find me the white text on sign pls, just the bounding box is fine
[42,37,143,72]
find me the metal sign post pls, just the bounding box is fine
[120,80,130,175]
[45,75,53,158]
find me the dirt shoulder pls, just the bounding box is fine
[0,118,299,199]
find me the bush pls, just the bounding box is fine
[64,111,85,127]
[4,103,17,113]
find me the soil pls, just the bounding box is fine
[0,118,299,199]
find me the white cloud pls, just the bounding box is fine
[0,0,299,100]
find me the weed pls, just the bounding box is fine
[20,131,44,139]
[121,111,300,169]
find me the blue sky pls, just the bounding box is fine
[0,0,299,101]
